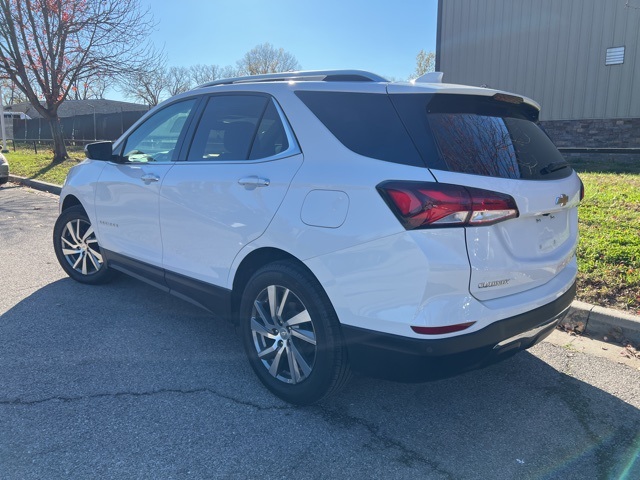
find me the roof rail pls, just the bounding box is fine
[196,70,389,88]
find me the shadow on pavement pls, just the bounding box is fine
[1,275,639,479]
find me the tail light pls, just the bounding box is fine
[377,181,518,230]
[579,177,585,201]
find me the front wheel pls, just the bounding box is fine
[53,205,115,284]
[239,261,350,405]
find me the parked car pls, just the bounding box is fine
[53,70,583,404]
[0,153,9,185]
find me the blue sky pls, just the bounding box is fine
[141,0,438,81]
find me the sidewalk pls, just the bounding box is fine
[6,174,640,347]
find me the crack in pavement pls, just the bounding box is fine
[0,387,292,412]
[2,387,454,476]
[313,405,457,479]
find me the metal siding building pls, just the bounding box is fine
[436,0,640,122]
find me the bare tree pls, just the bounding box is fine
[124,62,236,105]
[219,65,239,79]
[69,75,110,100]
[413,49,436,78]
[120,59,167,107]
[165,66,191,96]
[236,43,300,76]
[190,64,222,85]
[0,0,158,162]
[189,64,239,86]
[0,78,27,105]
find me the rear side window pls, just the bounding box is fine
[391,93,571,180]
[250,101,289,159]
[295,91,424,167]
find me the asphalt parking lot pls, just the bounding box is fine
[1,184,639,479]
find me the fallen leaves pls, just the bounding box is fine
[619,343,640,360]
[557,320,586,335]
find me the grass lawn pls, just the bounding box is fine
[570,157,640,314]
[3,146,85,186]
[4,148,640,313]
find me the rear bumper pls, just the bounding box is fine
[342,281,575,382]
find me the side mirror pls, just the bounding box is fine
[85,141,115,161]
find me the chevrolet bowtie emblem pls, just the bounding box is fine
[555,194,569,207]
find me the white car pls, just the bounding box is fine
[54,70,583,404]
[0,152,8,185]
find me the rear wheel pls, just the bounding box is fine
[53,205,115,284]
[239,261,350,405]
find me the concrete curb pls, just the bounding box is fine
[6,175,640,346]
[561,300,640,346]
[8,174,61,195]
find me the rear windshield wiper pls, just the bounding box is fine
[540,162,569,175]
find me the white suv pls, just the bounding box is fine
[54,70,582,404]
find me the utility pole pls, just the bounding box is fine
[87,103,97,140]
[0,84,8,153]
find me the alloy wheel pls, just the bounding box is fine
[60,218,104,276]
[250,285,317,384]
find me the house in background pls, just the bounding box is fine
[436,0,640,153]
[7,99,149,119]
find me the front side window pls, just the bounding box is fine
[122,99,196,163]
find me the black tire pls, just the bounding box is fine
[239,261,351,405]
[53,205,115,284]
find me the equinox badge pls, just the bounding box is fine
[478,279,510,289]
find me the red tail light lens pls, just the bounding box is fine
[377,181,518,230]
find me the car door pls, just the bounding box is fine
[94,98,198,276]
[159,94,303,293]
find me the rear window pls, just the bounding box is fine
[391,93,572,180]
[296,91,571,180]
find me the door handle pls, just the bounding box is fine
[141,173,160,183]
[238,176,270,189]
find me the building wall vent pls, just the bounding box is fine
[606,46,625,65]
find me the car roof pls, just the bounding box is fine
[194,69,389,88]
[171,69,540,112]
